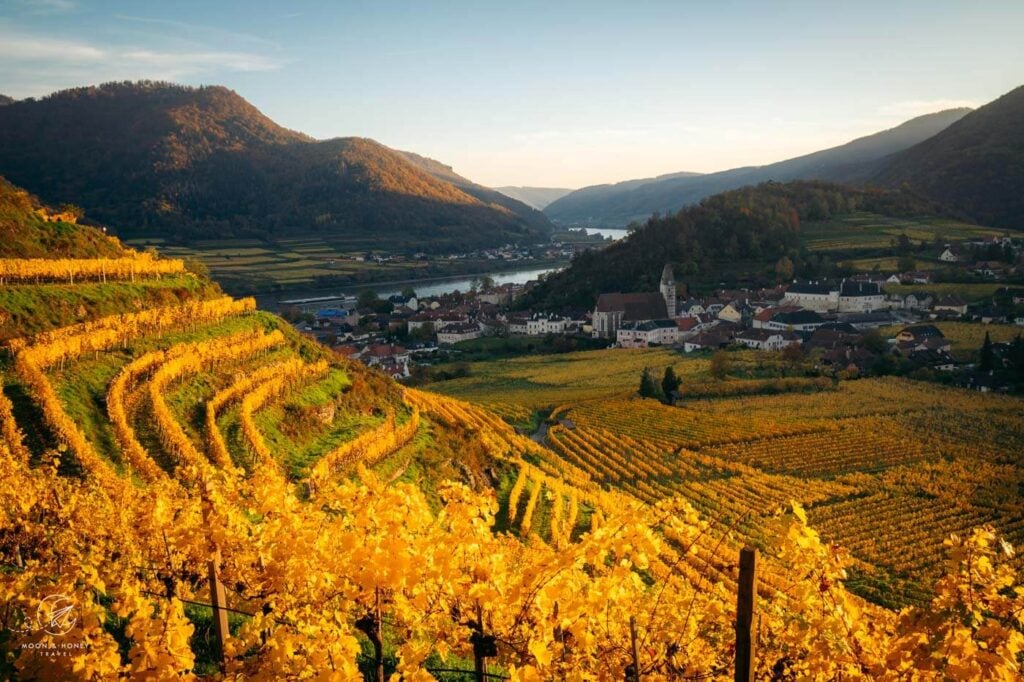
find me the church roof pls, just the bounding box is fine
[595,292,668,321]
[661,264,675,285]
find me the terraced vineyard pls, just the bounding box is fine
[434,349,1024,608]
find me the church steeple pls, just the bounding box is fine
[660,264,676,318]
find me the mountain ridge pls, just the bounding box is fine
[544,108,973,227]
[873,85,1024,230]
[495,186,583,210]
[0,81,551,251]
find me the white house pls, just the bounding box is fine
[526,314,569,336]
[507,316,530,335]
[782,282,838,312]
[759,309,826,332]
[933,295,968,316]
[734,329,801,351]
[437,322,482,345]
[717,302,744,323]
[838,281,885,312]
[616,319,680,348]
[939,247,959,262]
[362,344,411,378]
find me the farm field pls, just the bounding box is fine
[878,320,1023,354]
[125,236,566,294]
[801,211,1005,253]
[430,347,1024,607]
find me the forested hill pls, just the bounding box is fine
[518,181,939,310]
[873,85,1024,230]
[0,82,551,251]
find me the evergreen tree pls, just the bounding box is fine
[639,368,662,400]
[661,366,680,403]
[1008,334,1024,382]
[979,331,995,372]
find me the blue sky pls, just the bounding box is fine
[1,0,1022,187]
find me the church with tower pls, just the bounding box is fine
[591,264,679,339]
[660,263,676,319]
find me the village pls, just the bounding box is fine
[281,234,1024,391]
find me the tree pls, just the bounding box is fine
[979,331,995,372]
[709,351,730,380]
[401,287,418,300]
[774,256,794,282]
[897,255,917,272]
[357,288,379,309]
[1008,334,1024,383]
[638,368,662,400]
[895,233,912,256]
[860,328,888,355]
[781,343,804,369]
[661,366,680,403]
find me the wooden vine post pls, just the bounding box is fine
[355,588,385,682]
[628,615,641,682]
[471,601,497,682]
[735,546,758,682]
[207,551,230,669]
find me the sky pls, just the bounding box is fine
[1,0,1023,188]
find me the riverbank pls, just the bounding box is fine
[253,262,567,311]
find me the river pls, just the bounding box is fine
[258,264,563,311]
[257,229,630,310]
[585,227,630,240]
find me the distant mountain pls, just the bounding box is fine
[543,171,703,226]
[544,109,971,227]
[494,186,575,210]
[873,85,1024,230]
[0,95,13,106]
[395,151,552,233]
[0,82,551,251]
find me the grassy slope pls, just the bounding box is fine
[0,275,221,340]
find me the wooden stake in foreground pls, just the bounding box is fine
[735,546,758,682]
[208,554,230,668]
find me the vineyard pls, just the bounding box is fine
[436,349,1024,610]
[2,239,1024,679]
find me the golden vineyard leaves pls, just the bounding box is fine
[1,286,1023,680]
[0,252,185,284]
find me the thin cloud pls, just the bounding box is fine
[879,99,978,117]
[122,49,282,73]
[0,34,104,61]
[0,28,284,97]
[13,0,76,14]
[113,14,282,50]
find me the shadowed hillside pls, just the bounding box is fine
[874,85,1024,230]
